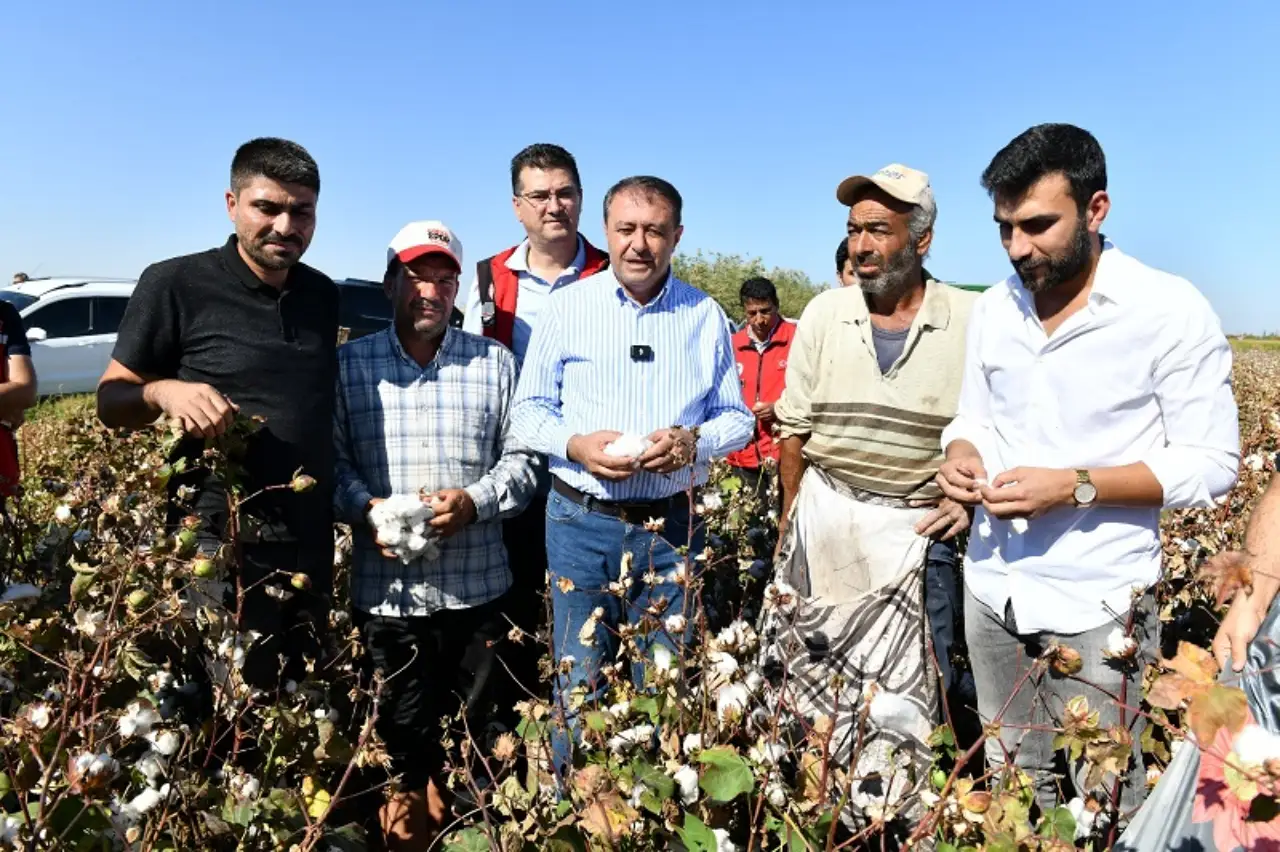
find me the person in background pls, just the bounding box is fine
[334,220,537,847]
[510,175,753,780]
[0,298,36,505]
[939,123,1239,812]
[770,164,976,821]
[726,276,795,492]
[10,273,29,287]
[460,143,609,706]
[97,138,338,688]
[835,238,857,287]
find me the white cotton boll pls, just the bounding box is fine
[713,828,740,852]
[1104,628,1138,658]
[118,703,160,739]
[145,730,180,757]
[137,751,167,781]
[607,724,655,755]
[664,614,687,635]
[766,781,787,808]
[683,733,704,755]
[124,784,169,817]
[708,651,739,679]
[867,687,927,739]
[1233,724,1280,765]
[1066,797,1097,840]
[1246,454,1266,472]
[745,670,764,694]
[604,433,652,458]
[653,645,674,672]
[672,764,699,806]
[54,505,72,524]
[749,740,786,767]
[716,684,750,722]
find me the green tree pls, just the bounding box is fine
[673,251,826,323]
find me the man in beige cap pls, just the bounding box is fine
[334,220,538,846]
[763,163,977,828]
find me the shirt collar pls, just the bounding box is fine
[388,323,457,369]
[1009,238,1122,307]
[505,235,587,279]
[614,268,675,311]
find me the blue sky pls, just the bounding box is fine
[3,0,1277,332]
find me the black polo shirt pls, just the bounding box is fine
[113,236,338,581]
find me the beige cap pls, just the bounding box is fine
[836,163,934,208]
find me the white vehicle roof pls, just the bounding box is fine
[4,277,136,303]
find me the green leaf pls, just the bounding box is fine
[985,833,1018,852]
[928,724,957,757]
[721,476,743,495]
[1038,806,1076,842]
[938,844,957,852]
[546,825,589,852]
[444,827,492,851]
[698,746,754,802]
[676,813,718,852]
[516,717,550,743]
[631,695,660,723]
[631,758,675,814]
[584,711,609,733]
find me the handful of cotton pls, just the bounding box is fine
[973,477,1029,536]
[604,433,653,459]
[369,495,440,563]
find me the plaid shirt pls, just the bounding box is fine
[334,326,538,617]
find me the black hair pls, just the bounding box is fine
[980,123,1106,212]
[230,137,320,194]
[602,176,683,227]
[739,276,778,305]
[510,143,582,195]
[835,238,850,274]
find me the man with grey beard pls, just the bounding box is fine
[764,165,977,823]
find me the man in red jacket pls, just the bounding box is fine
[727,277,796,493]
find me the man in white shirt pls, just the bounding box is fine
[938,123,1239,813]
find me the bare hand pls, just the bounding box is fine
[751,402,775,426]
[913,498,972,540]
[1214,586,1268,672]
[980,467,1076,519]
[428,489,476,538]
[638,428,698,474]
[936,455,989,505]
[364,498,399,560]
[154,381,238,439]
[567,431,637,481]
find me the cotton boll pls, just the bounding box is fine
[672,764,699,806]
[1233,724,1280,765]
[865,685,930,741]
[604,433,652,459]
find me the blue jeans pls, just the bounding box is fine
[925,537,975,704]
[544,489,704,778]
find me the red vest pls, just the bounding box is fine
[726,319,797,469]
[477,239,610,349]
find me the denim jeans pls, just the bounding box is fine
[544,488,704,778]
[925,537,976,704]
[965,585,1156,814]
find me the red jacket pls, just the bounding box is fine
[726,319,796,469]
[477,239,610,349]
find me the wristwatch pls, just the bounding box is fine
[1072,469,1098,508]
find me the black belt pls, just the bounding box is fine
[552,478,687,525]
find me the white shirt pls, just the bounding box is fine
[460,236,587,365]
[942,242,1239,633]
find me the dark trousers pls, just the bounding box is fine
[234,542,327,690]
[354,595,508,788]
[501,495,549,694]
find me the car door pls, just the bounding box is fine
[21,296,96,395]
[88,296,130,387]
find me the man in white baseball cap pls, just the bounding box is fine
[334,219,538,845]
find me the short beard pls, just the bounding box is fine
[1014,219,1092,294]
[856,241,920,298]
[243,232,303,272]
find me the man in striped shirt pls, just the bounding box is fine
[334,220,538,845]
[773,164,977,722]
[511,176,753,779]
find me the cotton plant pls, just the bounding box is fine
[368,494,440,562]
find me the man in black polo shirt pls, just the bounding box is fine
[97,138,337,688]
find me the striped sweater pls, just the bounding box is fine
[774,279,976,501]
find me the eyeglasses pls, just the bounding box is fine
[518,187,580,209]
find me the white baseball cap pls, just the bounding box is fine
[836,163,934,209]
[387,220,463,271]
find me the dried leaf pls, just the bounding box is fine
[1188,685,1249,745]
[1199,550,1254,607]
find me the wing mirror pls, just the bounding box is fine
[26,327,47,342]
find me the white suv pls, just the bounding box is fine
[0,277,137,396]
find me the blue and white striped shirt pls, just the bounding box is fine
[510,269,753,500]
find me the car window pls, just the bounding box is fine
[25,298,93,339]
[339,286,392,322]
[91,297,130,334]
[0,290,37,312]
